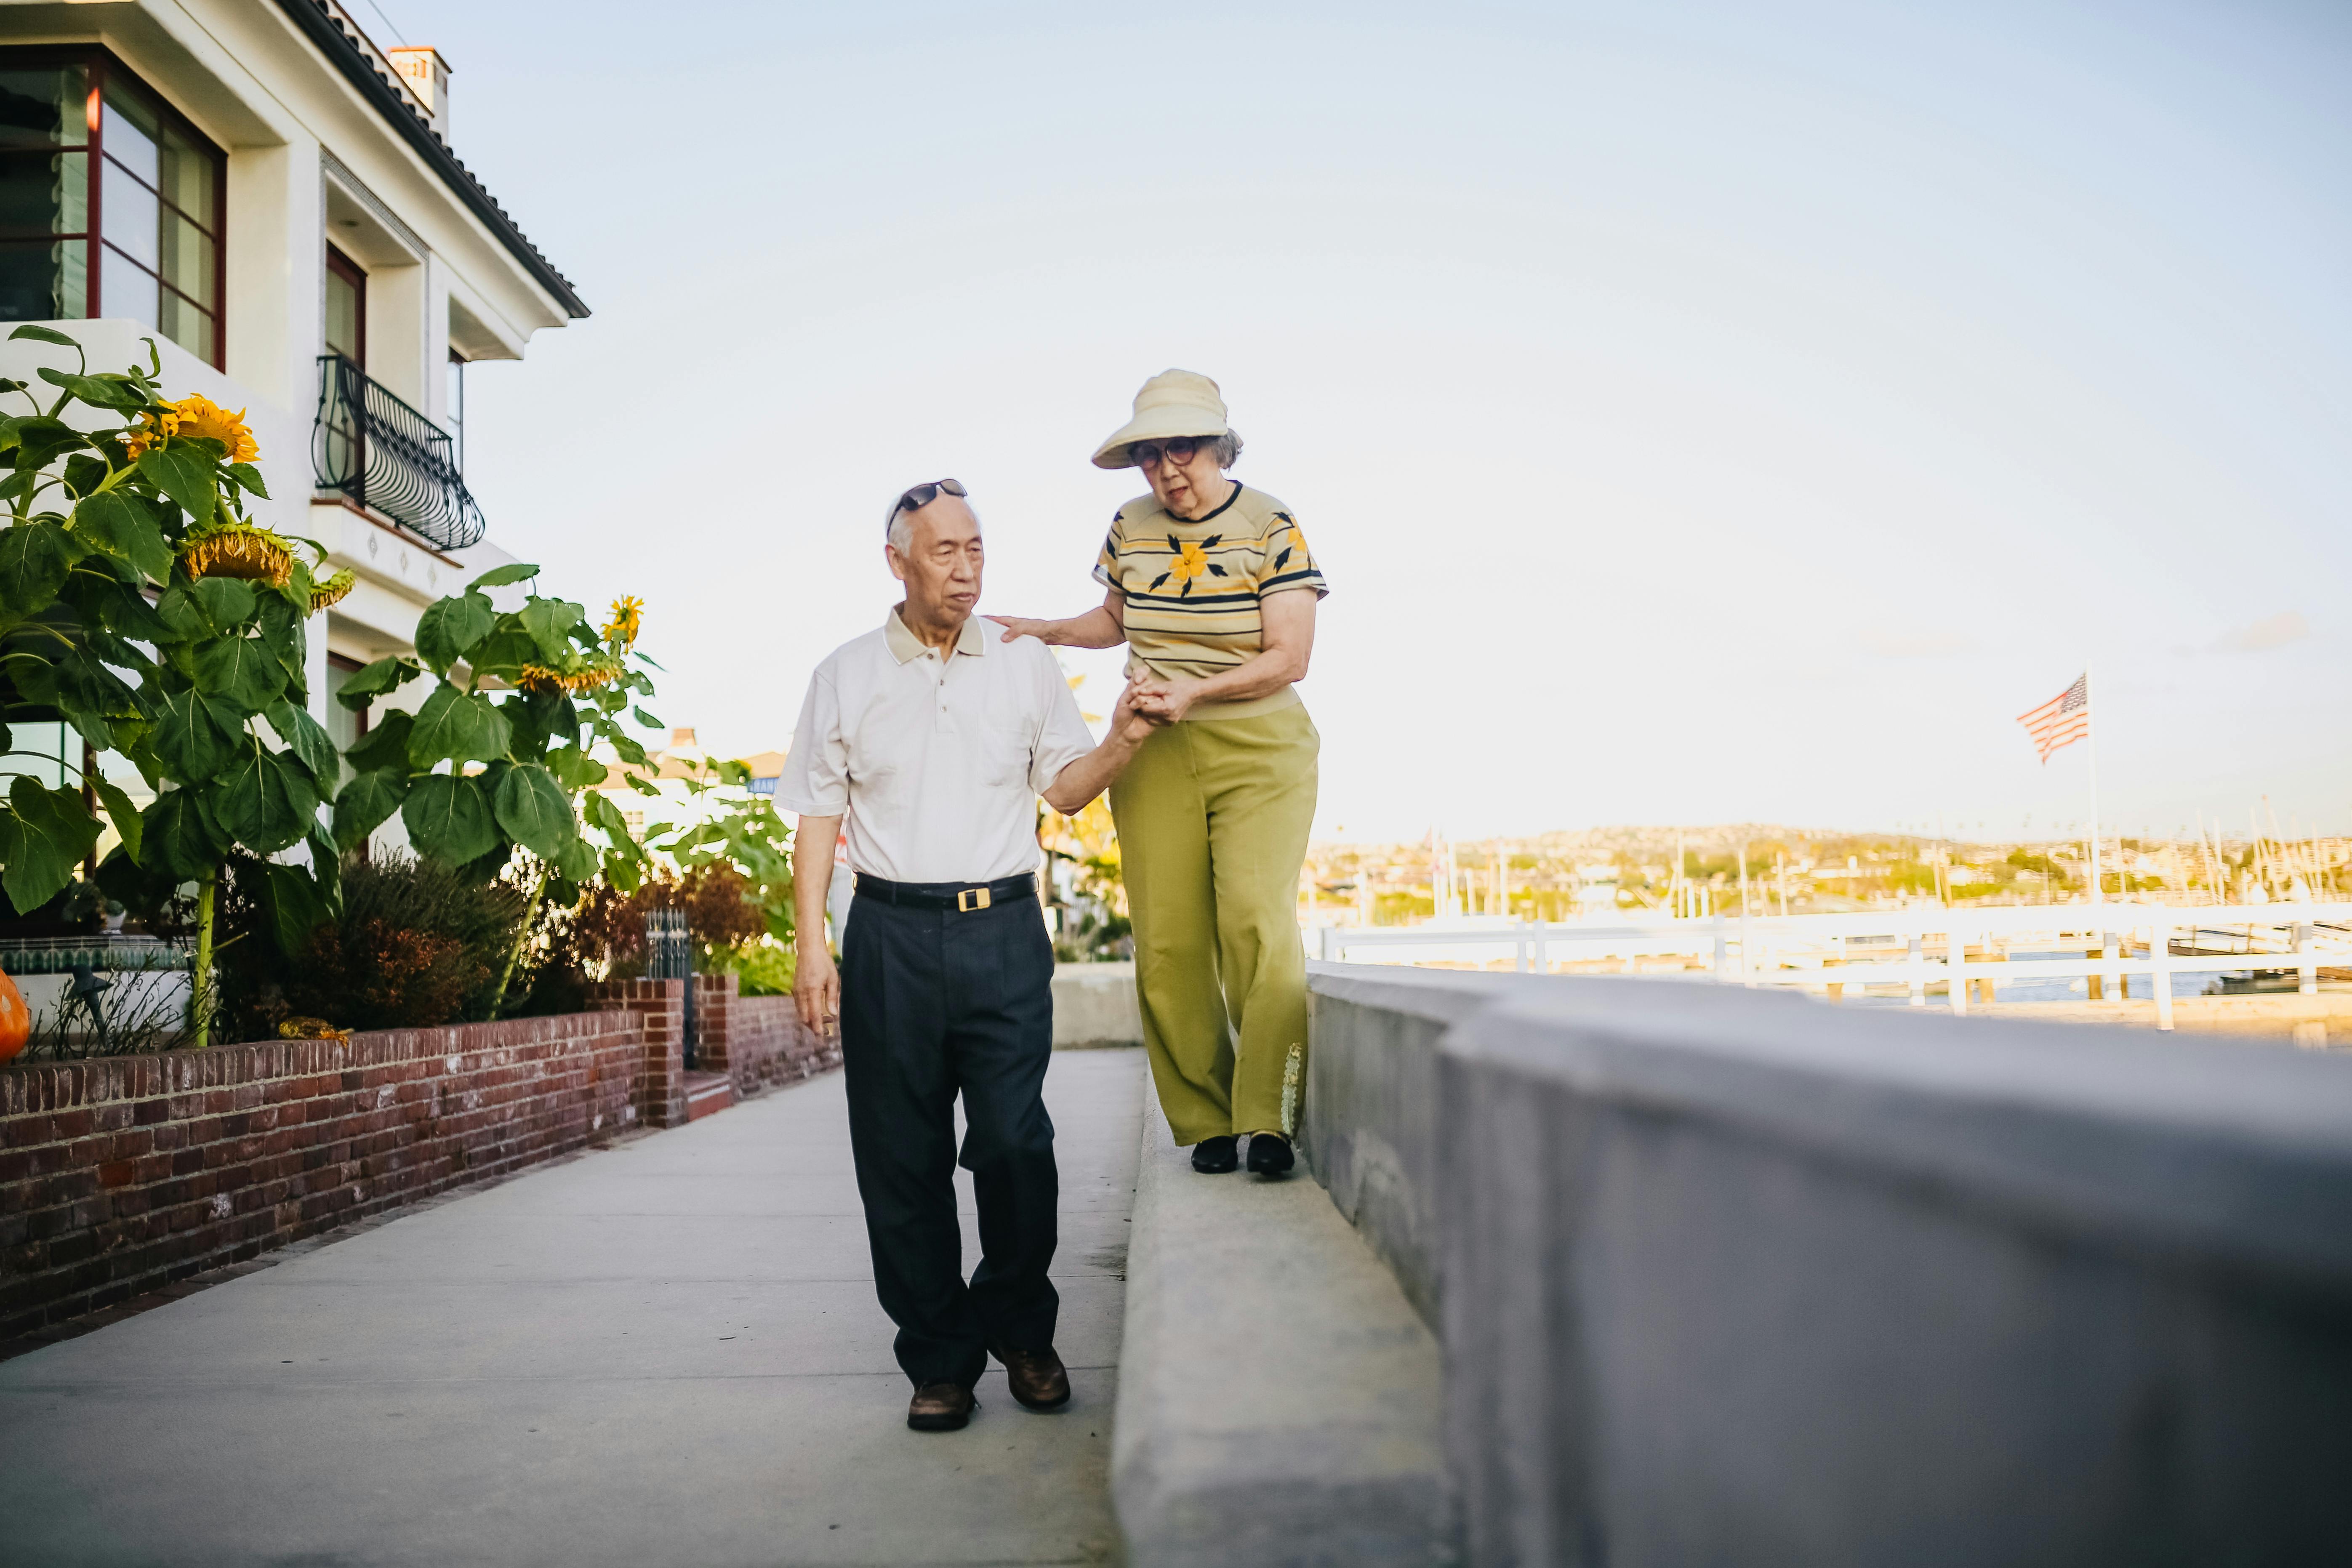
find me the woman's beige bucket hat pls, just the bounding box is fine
[1091,369,1228,470]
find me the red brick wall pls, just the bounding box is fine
[587,978,687,1128]
[713,984,842,1097]
[0,1009,648,1339]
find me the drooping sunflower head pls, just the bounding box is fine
[180,520,293,587]
[602,594,644,648]
[309,568,356,613]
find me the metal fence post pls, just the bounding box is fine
[646,908,697,1071]
[1907,934,1926,1007]
[2298,921,2318,996]
[1947,925,1968,1016]
[2152,917,2175,1030]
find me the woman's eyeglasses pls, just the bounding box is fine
[887,477,968,529]
[1129,438,1204,468]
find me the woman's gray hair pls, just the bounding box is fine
[1133,429,1243,469]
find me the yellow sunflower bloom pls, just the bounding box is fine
[121,394,259,465]
[602,594,644,648]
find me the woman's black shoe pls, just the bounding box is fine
[1191,1135,1239,1173]
[1246,1132,1295,1178]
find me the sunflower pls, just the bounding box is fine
[518,657,625,695]
[121,394,260,464]
[309,568,356,612]
[602,594,644,648]
[179,520,293,587]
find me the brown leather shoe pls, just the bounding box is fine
[906,1381,977,1432]
[988,1342,1071,1411]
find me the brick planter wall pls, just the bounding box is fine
[709,982,842,1097]
[0,1009,653,1339]
[587,978,688,1128]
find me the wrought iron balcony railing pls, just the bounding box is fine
[312,354,486,552]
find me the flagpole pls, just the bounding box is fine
[2087,665,2103,907]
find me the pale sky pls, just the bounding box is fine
[387,0,2350,841]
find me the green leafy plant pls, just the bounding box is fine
[0,324,339,1048]
[649,758,795,941]
[329,578,656,1016]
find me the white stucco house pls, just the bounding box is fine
[0,0,586,825]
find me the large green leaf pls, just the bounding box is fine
[224,462,268,498]
[415,591,496,673]
[157,576,258,640]
[135,444,218,520]
[335,655,421,710]
[90,773,143,864]
[408,684,511,768]
[36,367,144,411]
[83,572,169,642]
[344,708,413,774]
[191,633,289,714]
[401,772,497,864]
[215,745,318,855]
[8,322,80,348]
[0,775,102,914]
[258,860,332,957]
[256,593,307,697]
[546,745,609,791]
[151,684,242,781]
[493,763,577,860]
[50,641,143,751]
[333,767,408,851]
[11,417,87,469]
[264,698,340,791]
[469,562,540,589]
[519,597,584,660]
[70,490,173,583]
[140,788,225,881]
[583,788,633,842]
[554,834,601,882]
[460,627,542,679]
[0,519,74,613]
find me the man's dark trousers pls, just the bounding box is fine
[839,887,1060,1390]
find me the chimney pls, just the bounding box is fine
[386,46,451,141]
[671,728,699,749]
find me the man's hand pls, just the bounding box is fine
[794,943,840,1036]
[1112,678,1170,744]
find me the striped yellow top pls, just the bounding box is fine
[1093,482,1328,719]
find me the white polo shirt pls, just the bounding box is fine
[778,609,1097,885]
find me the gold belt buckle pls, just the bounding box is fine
[956,886,991,913]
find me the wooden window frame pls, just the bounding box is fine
[324,242,367,369]
[0,45,229,369]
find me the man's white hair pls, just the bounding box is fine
[886,488,977,554]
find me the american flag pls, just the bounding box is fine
[2018,674,2090,764]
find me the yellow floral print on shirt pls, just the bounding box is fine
[1152,534,1229,598]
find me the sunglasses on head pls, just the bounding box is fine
[1129,437,1210,468]
[887,477,968,530]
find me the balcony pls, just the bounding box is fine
[312,354,486,552]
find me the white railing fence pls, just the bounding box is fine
[1310,903,2352,1031]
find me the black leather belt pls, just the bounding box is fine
[853,873,1038,913]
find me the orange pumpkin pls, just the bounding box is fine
[0,971,28,1064]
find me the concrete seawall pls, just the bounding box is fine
[1301,963,2352,1563]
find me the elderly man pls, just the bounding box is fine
[783,478,1159,1432]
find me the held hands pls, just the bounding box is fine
[1111,679,1171,745]
[793,943,840,1036]
[1127,674,1202,725]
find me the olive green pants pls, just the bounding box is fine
[1109,704,1319,1145]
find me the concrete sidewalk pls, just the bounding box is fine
[0,1049,1145,1567]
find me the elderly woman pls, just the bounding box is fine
[992,370,1325,1177]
